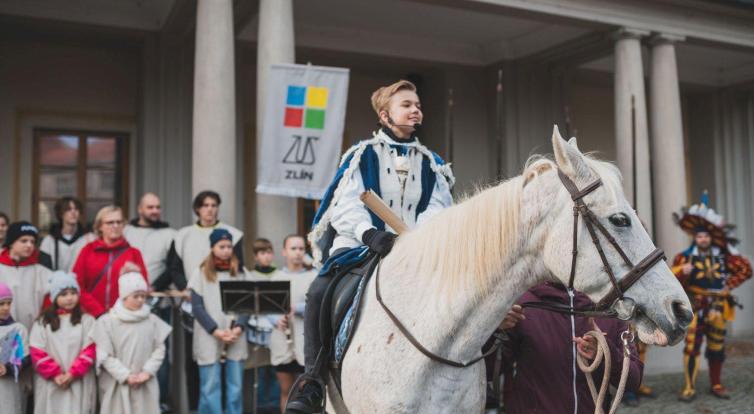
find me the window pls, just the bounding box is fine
[33,129,129,232]
[297,198,320,239]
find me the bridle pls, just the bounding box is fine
[373,166,665,369]
[522,168,666,320]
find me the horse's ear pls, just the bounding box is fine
[552,125,590,179]
[568,137,580,151]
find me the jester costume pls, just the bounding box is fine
[671,192,752,401]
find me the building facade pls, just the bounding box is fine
[2,0,754,379]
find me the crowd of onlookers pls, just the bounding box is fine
[0,192,315,414]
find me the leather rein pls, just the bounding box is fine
[373,167,665,368]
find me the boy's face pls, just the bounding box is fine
[196,197,219,224]
[255,249,274,267]
[62,202,81,226]
[0,299,11,319]
[282,237,306,267]
[10,235,36,260]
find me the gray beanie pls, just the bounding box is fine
[49,271,80,301]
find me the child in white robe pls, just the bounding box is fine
[188,228,249,414]
[91,271,171,414]
[30,271,96,414]
[0,281,29,414]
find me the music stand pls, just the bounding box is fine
[220,280,290,414]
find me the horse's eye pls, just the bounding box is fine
[609,213,631,228]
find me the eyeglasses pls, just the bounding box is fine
[102,220,124,227]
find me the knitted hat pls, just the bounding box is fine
[118,272,148,299]
[49,271,80,301]
[4,221,39,248]
[209,228,233,248]
[0,282,12,301]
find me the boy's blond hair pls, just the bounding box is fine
[370,80,417,123]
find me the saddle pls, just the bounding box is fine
[313,250,381,394]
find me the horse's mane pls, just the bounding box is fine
[389,152,623,300]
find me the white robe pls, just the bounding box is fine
[39,233,96,273]
[0,322,29,414]
[188,268,249,365]
[268,267,316,366]
[123,224,175,284]
[174,223,243,278]
[30,314,96,414]
[0,263,50,331]
[90,304,171,414]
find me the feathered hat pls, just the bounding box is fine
[673,190,738,250]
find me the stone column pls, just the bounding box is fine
[192,0,237,225]
[649,33,688,254]
[256,0,297,249]
[614,28,653,235]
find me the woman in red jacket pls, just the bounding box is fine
[72,206,147,317]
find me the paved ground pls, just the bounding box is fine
[622,337,754,414]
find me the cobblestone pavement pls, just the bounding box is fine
[622,338,754,414]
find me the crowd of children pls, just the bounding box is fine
[0,214,315,414]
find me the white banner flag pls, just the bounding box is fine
[256,63,350,199]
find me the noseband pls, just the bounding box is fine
[523,168,666,320]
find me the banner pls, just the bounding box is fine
[256,63,350,199]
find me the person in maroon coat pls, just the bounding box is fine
[501,282,643,414]
[71,205,147,317]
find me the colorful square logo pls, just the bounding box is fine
[284,85,328,129]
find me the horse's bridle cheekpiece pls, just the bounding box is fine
[523,168,666,320]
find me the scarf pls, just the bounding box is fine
[254,265,276,274]
[214,258,232,272]
[110,299,151,323]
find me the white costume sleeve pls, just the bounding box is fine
[329,168,375,243]
[416,172,452,226]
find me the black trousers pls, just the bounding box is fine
[303,273,332,374]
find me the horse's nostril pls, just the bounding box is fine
[672,300,693,327]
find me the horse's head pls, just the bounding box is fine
[523,126,692,346]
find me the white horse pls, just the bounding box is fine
[330,127,692,414]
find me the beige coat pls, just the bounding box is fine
[188,268,248,365]
[30,314,96,414]
[269,268,316,366]
[0,263,50,330]
[90,304,171,414]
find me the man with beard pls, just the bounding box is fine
[672,192,752,401]
[124,193,176,289]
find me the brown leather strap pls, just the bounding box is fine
[581,215,625,297]
[583,208,634,267]
[553,167,665,318]
[374,263,504,368]
[595,248,665,308]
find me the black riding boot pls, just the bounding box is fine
[286,274,331,413]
